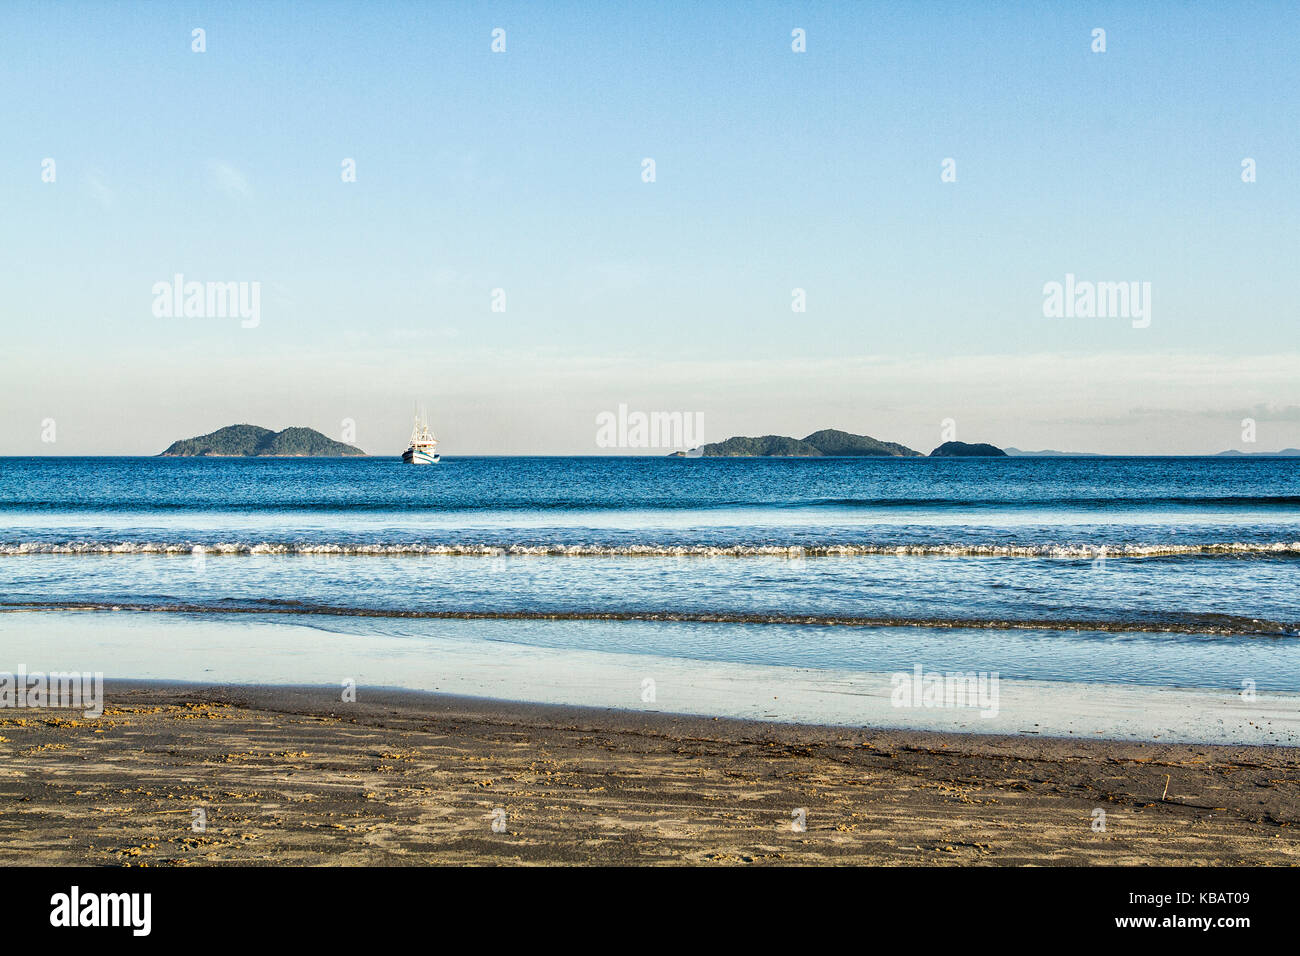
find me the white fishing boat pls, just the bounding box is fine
[402,411,441,464]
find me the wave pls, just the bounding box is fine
[2,540,1300,558]
[2,599,1295,636]
[789,495,1300,509]
[2,494,1300,513]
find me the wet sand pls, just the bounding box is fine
[1,682,1297,866]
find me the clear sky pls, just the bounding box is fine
[3,0,1298,455]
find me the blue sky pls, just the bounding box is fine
[3,0,1298,454]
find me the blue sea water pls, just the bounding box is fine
[1,455,1298,691]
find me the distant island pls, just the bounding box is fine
[160,425,365,457]
[1004,447,1102,457]
[929,441,1006,457]
[1214,448,1300,457]
[696,429,922,457]
[677,429,1017,458]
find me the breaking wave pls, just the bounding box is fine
[2,540,1300,558]
[3,494,1300,513]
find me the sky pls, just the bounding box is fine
[2,0,1298,455]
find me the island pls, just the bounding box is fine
[1214,448,1300,457]
[160,425,366,457]
[692,429,922,457]
[1004,447,1101,457]
[929,441,1007,457]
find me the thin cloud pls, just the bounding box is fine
[207,160,252,198]
[84,169,115,210]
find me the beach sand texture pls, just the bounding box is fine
[2,684,1297,866]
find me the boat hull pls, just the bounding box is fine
[402,448,440,464]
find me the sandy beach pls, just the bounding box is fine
[2,681,1297,866]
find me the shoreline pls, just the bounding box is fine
[2,680,1297,866]
[3,610,1298,747]
[89,677,1300,748]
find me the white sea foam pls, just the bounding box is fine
[2,540,1300,558]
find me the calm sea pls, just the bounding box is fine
[1,455,1298,691]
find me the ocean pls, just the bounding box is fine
[2,455,1298,733]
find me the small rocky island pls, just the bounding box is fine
[160,425,365,457]
[696,429,922,457]
[679,429,1010,458]
[929,441,1007,457]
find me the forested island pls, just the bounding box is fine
[678,429,1012,457]
[160,425,365,457]
[929,441,1007,457]
[697,429,922,457]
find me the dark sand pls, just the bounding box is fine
[1,682,1297,865]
